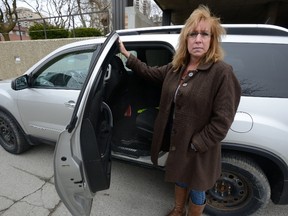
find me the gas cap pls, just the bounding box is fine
[230,111,253,133]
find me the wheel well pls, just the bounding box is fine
[0,106,32,145]
[222,145,287,204]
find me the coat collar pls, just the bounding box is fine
[197,60,214,71]
[180,60,214,73]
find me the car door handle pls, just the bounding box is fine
[64,100,76,109]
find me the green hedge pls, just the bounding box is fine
[29,23,103,39]
[29,23,69,39]
[71,27,103,37]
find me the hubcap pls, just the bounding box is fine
[206,171,251,210]
[0,118,15,146]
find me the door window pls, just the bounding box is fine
[32,51,94,90]
[223,43,288,98]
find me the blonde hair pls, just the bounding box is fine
[172,5,226,71]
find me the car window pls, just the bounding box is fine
[118,44,174,71]
[32,51,94,90]
[223,42,288,98]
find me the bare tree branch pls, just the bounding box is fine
[0,0,18,41]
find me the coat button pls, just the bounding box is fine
[182,83,187,87]
[170,146,176,151]
[188,72,194,77]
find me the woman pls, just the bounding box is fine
[119,5,241,216]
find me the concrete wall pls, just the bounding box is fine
[0,38,89,80]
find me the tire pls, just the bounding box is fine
[205,153,270,216]
[0,110,31,154]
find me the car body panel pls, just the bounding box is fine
[0,44,99,144]
[54,32,118,216]
[16,88,79,141]
[225,97,288,165]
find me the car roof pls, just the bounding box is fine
[43,24,288,61]
[117,23,288,36]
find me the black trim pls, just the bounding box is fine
[279,180,288,204]
[0,106,33,146]
[117,26,181,36]
[26,135,56,146]
[222,142,288,178]
[225,27,288,36]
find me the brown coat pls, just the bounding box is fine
[126,54,241,191]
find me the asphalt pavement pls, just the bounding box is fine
[0,144,287,216]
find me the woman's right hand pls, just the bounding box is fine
[118,39,130,59]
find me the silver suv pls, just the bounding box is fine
[1,24,288,216]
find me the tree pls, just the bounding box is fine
[0,0,17,41]
[73,0,111,34]
[20,0,78,29]
[20,0,111,35]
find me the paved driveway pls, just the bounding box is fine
[0,144,287,216]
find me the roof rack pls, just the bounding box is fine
[117,24,288,37]
[223,24,288,36]
[117,25,182,36]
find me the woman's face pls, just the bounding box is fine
[187,19,211,61]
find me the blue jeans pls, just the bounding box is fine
[176,182,206,205]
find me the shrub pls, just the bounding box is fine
[29,23,69,39]
[71,27,103,37]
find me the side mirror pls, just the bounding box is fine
[11,74,29,90]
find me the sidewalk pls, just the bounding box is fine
[0,144,287,216]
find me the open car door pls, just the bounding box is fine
[53,32,119,216]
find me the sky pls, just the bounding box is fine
[15,0,162,19]
[16,0,35,10]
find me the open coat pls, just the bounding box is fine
[126,54,241,191]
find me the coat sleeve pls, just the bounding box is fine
[191,64,241,153]
[126,54,172,84]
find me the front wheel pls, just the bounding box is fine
[205,153,270,216]
[0,110,30,154]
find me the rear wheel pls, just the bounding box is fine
[205,153,270,216]
[0,110,30,154]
